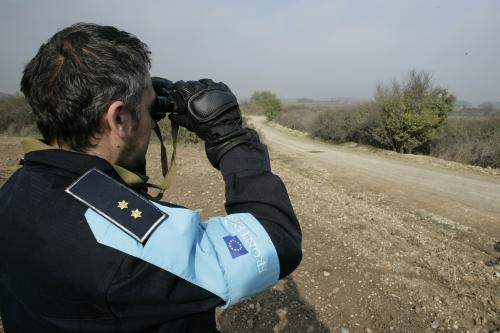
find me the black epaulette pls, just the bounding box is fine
[66,168,168,244]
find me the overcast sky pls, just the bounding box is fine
[1,0,499,104]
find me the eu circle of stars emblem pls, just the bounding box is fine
[223,235,248,259]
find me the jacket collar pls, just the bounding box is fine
[21,138,149,189]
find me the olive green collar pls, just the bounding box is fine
[21,138,148,188]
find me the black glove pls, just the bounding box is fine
[168,79,259,169]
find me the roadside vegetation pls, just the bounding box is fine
[271,70,499,168]
[430,116,500,168]
[242,90,282,121]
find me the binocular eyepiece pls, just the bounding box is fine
[150,77,176,122]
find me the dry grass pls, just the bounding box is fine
[430,116,500,168]
[0,95,38,136]
[275,107,321,133]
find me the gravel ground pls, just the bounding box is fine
[0,135,498,332]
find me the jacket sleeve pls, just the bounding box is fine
[99,141,301,318]
[219,140,302,279]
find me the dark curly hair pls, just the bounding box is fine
[20,22,151,151]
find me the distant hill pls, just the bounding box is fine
[455,100,473,109]
[456,100,500,110]
[450,107,500,117]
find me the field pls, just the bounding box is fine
[0,124,499,333]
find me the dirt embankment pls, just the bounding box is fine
[0,134,499,332]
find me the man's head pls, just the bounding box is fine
[21,22,155,172]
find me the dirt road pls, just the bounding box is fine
[248,116,500,237]
[0,133,499,332]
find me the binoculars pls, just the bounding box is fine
[150,77,177,122]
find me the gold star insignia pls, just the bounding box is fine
[117,200,128,210]
[131,209,142,219]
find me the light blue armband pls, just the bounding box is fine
[84,202,280,307]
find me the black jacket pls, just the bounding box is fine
[0,141,302,332]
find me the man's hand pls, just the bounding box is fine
[168,79,258,169]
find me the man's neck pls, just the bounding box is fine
[50,138,121,167]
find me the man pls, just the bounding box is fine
[0,23,302,332]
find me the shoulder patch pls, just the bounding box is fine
[66,168,167,244]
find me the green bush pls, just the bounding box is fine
[373,70,455,153]
[248,91,282,121]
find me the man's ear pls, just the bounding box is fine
[104,101,130,139]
